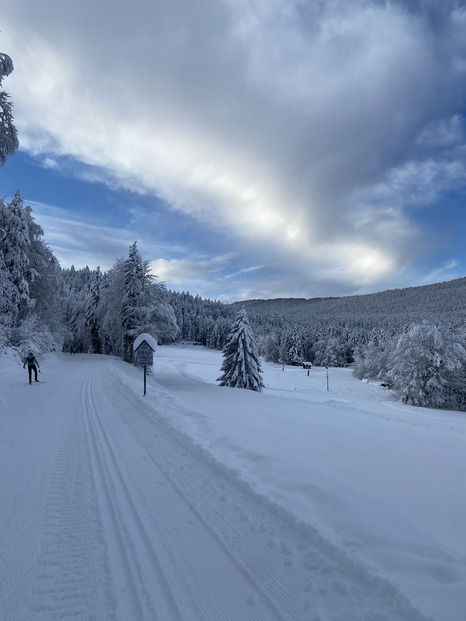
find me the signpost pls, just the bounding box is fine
[134,334,157,396]
[136,342,154,367]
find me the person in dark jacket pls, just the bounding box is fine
[23,352,40,383]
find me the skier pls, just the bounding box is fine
[23,352,40,384]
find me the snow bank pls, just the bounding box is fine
[133,332,158,351]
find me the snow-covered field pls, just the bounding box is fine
[1,345,465,621]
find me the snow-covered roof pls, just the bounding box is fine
[133,333,158,351]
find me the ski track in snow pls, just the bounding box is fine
[1,355,433,620]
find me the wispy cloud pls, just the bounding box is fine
[419,260,462,286]
[224,265,269,279]
[29,201,192,274]
[28,202,140,270]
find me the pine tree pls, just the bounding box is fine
[386,321,466,409]
[0,199,19,330]
[263,334,280,362]
[0,52,19,165]
[84,267,103,353]
[0,191,34,325]
[121,242,153,362]
[218,307,264,392]
[119,242,177,362]
[279,328,303,366]
[313,335,347,367]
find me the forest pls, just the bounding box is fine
[1,191,466,411]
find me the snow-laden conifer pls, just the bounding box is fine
[262,334,280,363]
[218,307,264,392]
[0,52,18,165]
[279,328,304,366]
[121,242,155,362]
[0,191,34,324]
[120,242,178,362]
[386,320,466,409]
[84,267,103,353]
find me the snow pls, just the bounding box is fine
[133,332,158,351]
[1,345,465,620]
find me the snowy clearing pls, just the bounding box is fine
[1,346,465,620]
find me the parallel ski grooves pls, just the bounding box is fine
[83,369,280,620]
[29,387,112,620]
[82,370,183,621]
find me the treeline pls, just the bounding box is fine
[169,285,466,411]
[61,242,177,361]
[0,191,177,362]
[233,295,466,410]
[353,321,466,410]
[2,191,466,411]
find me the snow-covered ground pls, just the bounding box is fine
[1,345,465,620]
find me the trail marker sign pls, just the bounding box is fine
[133,334,157,395]
[136,341,153,367]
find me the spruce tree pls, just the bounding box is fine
[218,307,264,392]
[386,321,466,409]
[84,267,103,353]
[0,191,34,324]
[121,242,153,362]
[0,52,19,165]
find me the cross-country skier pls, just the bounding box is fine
[23,352,40,384]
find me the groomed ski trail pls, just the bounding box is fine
[0,354,431,620]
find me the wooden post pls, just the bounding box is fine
[144,365,147,396]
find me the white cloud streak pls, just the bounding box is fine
[28,202,141,271]
[2,0,466,297]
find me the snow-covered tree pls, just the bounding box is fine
[313,336,347,367]
[0,200,19,332]
[218,307,264,392]
[84,267,103,353]
[0,191,35,324]
[0,52,19,165]
[262,333,280,363]
[23,202,61,323]
[120,243,153,361]
[353,333,391,381]
[386,321,466,409]
[12,314,59,358]
[208,316,230,350]
[279,328,303,366]
[119,242,177,362]
[0,192,66,352]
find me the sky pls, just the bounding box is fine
[1,0,466,302]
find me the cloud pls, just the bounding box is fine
[27,201,138,270]
[28,201,188,272]
[420,260,462,286]
[151,254,232,286]
[416,115,464,149]
[352,158,466,213]
[2,0,466,297]
[224,265,269,279]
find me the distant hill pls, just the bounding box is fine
[231,277,466,325]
